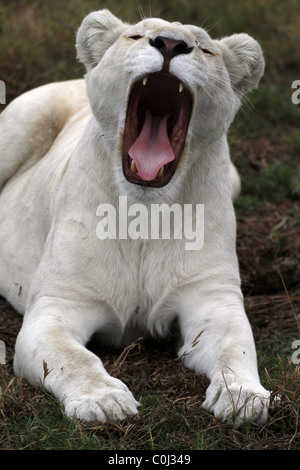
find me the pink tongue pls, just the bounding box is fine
[128,110,175,181]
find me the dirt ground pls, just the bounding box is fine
[0,198,299,449]
[237,200,299,333]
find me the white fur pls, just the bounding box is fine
[0,10,271,425]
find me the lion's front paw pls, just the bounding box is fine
[202,374,273,426]
[63,378,140,423]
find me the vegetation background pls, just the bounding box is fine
[0,0,299,450]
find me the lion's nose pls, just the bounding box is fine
[149,36,193,71]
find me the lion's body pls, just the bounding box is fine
[0,80,89,312]
[0,10,271,425]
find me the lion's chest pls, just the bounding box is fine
[88,236,187,330]
[103,238,188,344]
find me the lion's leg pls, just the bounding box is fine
[177,288,271,426]
[13,296,139,422]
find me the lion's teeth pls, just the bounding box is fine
[179,82,184,93]
[130,159,137,173]
[157,166,164,178]
[172,129,182,147]
[143,76,148,86]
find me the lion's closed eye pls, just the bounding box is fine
[128,35,144,40]
[201,47,214,55]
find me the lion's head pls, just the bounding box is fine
[76,10,264,196]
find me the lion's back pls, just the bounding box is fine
[0,79,89,190]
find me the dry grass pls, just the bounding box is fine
[0,329,299,450]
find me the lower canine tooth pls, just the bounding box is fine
[130,159,137,173]
[157,166,164,178]
[179,82,184,93]
[143,76,148,86]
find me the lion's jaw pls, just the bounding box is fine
[123,71,193,188]
[78,12,264,200]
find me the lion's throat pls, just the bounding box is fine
[128,110,175,181]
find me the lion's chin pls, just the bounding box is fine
[122,72,193,188]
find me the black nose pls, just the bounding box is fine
[149,36,193,71]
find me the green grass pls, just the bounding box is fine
[233,84,300,140]
[2,341,299,450]
[234,160,296,213]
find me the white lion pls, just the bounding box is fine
[0,10,272,425]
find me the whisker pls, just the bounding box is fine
[199,83,219,106]
[212,65,251,81]
[211,67,258,106]
[202,19,221,34]
[147,0,152,18]
[204,74,254,112]
[136,0,146,20]
[199,16,211,30]
[207,71,256,111]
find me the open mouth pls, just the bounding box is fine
[122,72,193,188]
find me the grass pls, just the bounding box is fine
[1,334,299,450]
[234,160,296,214]
[0,0,299,451]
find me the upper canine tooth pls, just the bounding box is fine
[143,76,148,86]
[179,82,184,93]
[172,129,182,147]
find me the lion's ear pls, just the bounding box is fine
[76,9,127,71]
[217,34,264,94]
